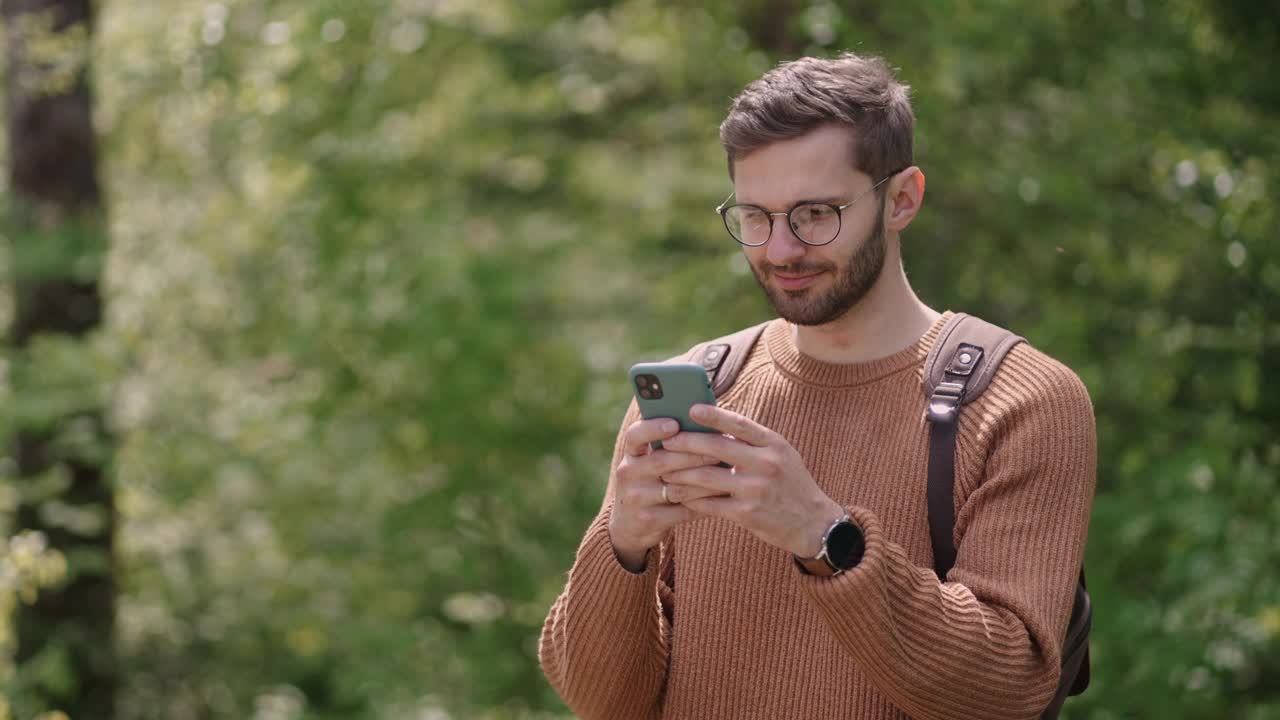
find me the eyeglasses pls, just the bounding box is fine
[715,172,899,247]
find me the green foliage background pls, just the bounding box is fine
[1,0,1277,718]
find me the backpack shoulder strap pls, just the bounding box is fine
[692,321,770,398]
[924,314,1094,713]
[922,312,1027,408]
[924,313,1025,579]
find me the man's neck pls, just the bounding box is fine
[788,248,940,365]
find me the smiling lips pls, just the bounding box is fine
[773,271,823,290]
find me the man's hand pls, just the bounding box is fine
[659,404,846,559]
[607,418,727,572]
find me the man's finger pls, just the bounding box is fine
[689,404,775,447]
[662,465,736,496]
[654,449,724,474]
[661,481,729,504]
[680,494,743,520]
[649,499,700,524]
[632,448,723,477]
[661,431,758,469]
[623,418,681,457]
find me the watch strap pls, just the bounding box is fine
[793,513,852,577]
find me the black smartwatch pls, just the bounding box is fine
[793,514,865,577]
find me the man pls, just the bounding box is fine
[539,53,1095,720]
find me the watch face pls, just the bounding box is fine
[826,522,864,569]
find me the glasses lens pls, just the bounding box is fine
[724,205,770,246]
[789,204,840,245]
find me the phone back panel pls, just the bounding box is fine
[628,362,717,435]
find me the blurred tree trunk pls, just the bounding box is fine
[2,0,115,718]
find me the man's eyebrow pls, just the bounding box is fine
[802,196,847,206]
[737,195,846,208]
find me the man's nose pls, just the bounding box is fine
[765,219,807,267]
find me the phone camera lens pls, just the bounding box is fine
[639,388,652,399]
[635,375,650,388]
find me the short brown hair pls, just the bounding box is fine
[719,53,914,183]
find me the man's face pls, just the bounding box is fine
[731,124,888,327]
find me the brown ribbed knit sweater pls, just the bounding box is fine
[539,311,1097,720]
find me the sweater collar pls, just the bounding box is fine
[764,310,954,388]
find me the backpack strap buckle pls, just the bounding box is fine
[926,381,965,423]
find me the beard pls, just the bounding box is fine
[749,203,887,327]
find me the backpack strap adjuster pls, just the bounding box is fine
[693,323,770,399]
[700,343,730,375]
[945,344,983,376]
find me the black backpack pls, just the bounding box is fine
[690,312,1091,719]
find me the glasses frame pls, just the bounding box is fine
[715,171,901,247]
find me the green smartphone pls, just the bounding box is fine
[628,362,717,451]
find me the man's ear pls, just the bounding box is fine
[884,167,925,233]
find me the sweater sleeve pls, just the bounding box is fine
[538,401,675,720]
[796,364,1097,720]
